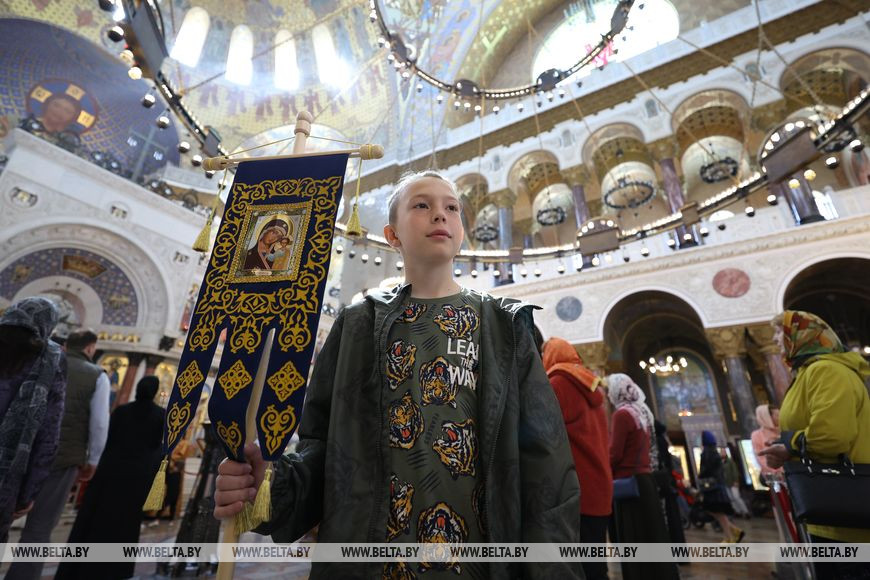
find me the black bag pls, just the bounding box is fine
[698,477,720,492]
[783,433,870,528]
[613,475,640,500]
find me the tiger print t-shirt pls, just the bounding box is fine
[384,288,486,578]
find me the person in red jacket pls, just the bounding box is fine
[543,337,612,580]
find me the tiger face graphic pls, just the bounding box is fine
[472,480,487,535]
[419,357,457,408]
[432,419,478,479]
[383,560,416,580]
[397,302,427,323]
[386,339,416,391]
[387,474,415,541]
[389,391,424,449]
[433,304,479,339]
[416,502,468,574]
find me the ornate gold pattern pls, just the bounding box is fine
[187,176,341,354]
[167,402,191,447]
[218,360,253,400]
[216,420,243,457]
[260,404,297,455]
[176,361,204,399]
[267,361,306,403]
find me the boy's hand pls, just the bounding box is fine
[214,443,267,520]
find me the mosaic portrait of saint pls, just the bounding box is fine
[26,80,97,134]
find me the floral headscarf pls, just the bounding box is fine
[777,310,844,365]
[606,373,659,466]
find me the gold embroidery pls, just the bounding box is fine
[218,360,253,400]
[260,404,297,455]
[176,361,204,399]
[167,402,191,447]
[267,361,306,403]
[216,420,243,457]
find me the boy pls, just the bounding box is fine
[214,171,582,578]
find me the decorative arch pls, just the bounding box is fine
[599,286,710,343]
[775,251,870,314]
[0,220,173,338]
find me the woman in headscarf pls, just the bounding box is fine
[699,430,744,542]
[758,311,870,570]
[56,375,164,580]
[606,373,679,580]
[0,297,66,541]
[543,338,611,580]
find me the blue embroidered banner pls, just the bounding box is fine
[162,153,349,461]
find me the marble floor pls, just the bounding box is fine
[1,474,791,580]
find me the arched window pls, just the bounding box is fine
[225,25,253,85]
[170,7,210,68]
[274,30,299,91]
[312,24,347,86]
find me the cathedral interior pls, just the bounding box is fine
[0,0,868,575]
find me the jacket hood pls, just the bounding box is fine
[0,296,59,341]
[543,337,601,392]
[809,352,870,379]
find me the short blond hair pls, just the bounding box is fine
[387,171,460,226]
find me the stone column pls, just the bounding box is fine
[492,190,516,284]
[570,184,589,227]
[747,324,790,404]
[705,325,758,437]
[658,157,694,247]
[115,352,145,409]
[782,175,824,225]
[144,354,164,375]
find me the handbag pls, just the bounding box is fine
[783,433,870,528]
[698,477,719,492]
[613,437,645,501]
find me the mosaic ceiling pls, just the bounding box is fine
[0,0,760,168]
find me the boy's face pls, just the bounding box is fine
[384,178,464,264]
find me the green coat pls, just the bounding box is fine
[255,285,582,578]
[780,352,870,542]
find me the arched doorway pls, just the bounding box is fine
[783,257,870,353]
[602,290,738,476]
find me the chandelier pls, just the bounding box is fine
[603,177,655,209]
[639,354,687,377]
[472,223,499,243]
[368,0,635,103]
[700,156,738,183]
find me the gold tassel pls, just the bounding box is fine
[251,464,272,526]
[142,457,168,511]
[234,502,255,534]
[345,203,362,237]
[192,211,214,253]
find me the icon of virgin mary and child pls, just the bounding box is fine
[243,217,294,271]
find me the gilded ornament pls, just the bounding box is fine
[176,360,204,399]
[218,360,253,400]
[167,402,191,447]
[267,361,306,403]
[260,404,297,455]
[216,420,243,457]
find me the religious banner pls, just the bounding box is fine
[160,152,349,465]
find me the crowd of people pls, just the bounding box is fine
[1,173,869,579]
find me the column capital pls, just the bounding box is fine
[145,353,165,367]
[560,165,592,186]
[705,325,747,359]
[648,138,680,162]
[126,351,147,365]
[487,188,516,208]
[747,323,782,355]
[575,341,610,373]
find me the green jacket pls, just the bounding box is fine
[780,352,870,542]
[256,285,582,578]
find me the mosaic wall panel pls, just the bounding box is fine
[0,247,139,326]
[0,18,180,178]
